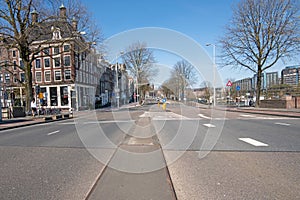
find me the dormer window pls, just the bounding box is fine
[52,27,62,40]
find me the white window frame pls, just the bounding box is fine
[53,56,61,68]
[20,72,25,83]
[5,73,10,83]
[43,47,50,55]
[35,71,42,83]
[12,50,16,57]
[35,58,41,69]
[63,44,70,52]
[54,70,61,81]
[64,69,71,80]
[44,57,50,68]
[53,46,60,55]
[44,71,51,82]
[64,55,71,67]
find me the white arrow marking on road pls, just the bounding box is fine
[238,138,269,147]
[47,130,60,136]
[274,122,290,126]
[203,124,216,128]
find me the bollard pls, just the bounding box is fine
[158,102,160,107]
[162,103,166,110]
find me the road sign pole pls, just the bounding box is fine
[228,87,231,104]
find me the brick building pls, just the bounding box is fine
[0,5,105,111]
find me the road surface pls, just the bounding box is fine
[0,103,299,199]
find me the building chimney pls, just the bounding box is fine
[59,4,67,19]
[72,17,78,31]
[31,10,38,24]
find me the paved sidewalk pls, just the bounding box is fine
[0,116,46,131]
[223,106,300,118]
[0,103,139,131]
[193,101,300,118]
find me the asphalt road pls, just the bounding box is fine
[0,103,299,199]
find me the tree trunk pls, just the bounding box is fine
[25,61,33,113]
[256,69,262,108]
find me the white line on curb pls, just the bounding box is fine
[238,138,269,147]
[47,130,60,136]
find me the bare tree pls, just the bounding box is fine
[0,0,101,112]
[220,0,300,107]
[122,42,156,100]
[161,79,176,98]
[172,60,197,100]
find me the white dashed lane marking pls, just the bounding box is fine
[203,124,216,128]
[238,138,269,147]
[47,130,60,136]
[274,122,290,126]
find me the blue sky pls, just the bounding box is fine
[82,0,297,87]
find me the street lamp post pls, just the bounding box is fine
[115,63,119,109]
[206,43,216,107]
[136,69,139,104]
[115,51,124,109]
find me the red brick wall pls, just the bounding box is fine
[260,100,287,108]
[260,98,300,109]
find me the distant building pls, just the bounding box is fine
[233,78,252,92]
[266,72,279,88]
[110,63,130,106]
[281,65,300,86]
[252,73,266,90]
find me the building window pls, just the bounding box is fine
[54,57,60,67]
[5,74,10,83]
[54,70,61,81]
[20,60,24,68]
[65,70,71,80]
[39,87,47,106]
[44,58,50,68]
[64,56,70,66]
[43,47,49,55]
[45,71,51,82]
[20,73,25,83]
[36,71,42,82]
[13,74,18,83]
[50,87,58,106]
[13,61,17,70]
[64,45,70,52]
[35,59,41,68]
[54,46,60,55]
[60,86,69,106]
[12,50,16,57]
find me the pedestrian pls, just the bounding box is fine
[31,98,37,117]
[249,99,253,107]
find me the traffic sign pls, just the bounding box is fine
[236,85,241,91]
[226,80,232,87]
